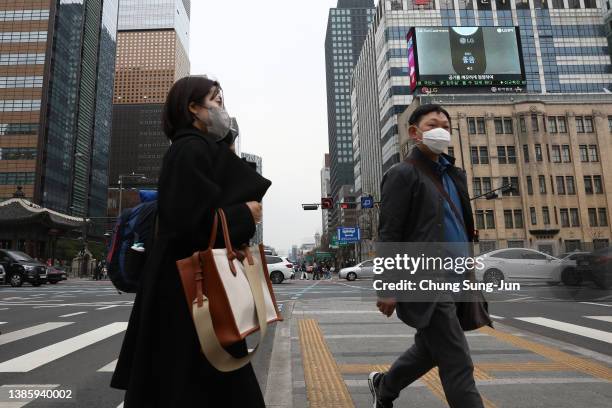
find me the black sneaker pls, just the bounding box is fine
[368,371,393,408]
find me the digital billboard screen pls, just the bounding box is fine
[410,26,526,88]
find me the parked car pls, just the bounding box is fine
[339,259,375,281]
[477,248,562,286]
[0,250,47,287]
[575,246,612,289]
[557,251,590,286]
[265,255,294,284]
[46,266,68,284]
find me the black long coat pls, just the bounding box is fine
[378,147,476,329]
[111,128,272,407]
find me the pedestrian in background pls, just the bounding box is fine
[369,104,490,408]
[111,76,271,407]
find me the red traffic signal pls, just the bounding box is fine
[340,202,357,210]
[321,197,333,209]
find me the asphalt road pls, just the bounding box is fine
[0,277,610,407]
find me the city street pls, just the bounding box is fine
[0,278,610,407]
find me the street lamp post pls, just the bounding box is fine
[117,173,146,215]
[452,124,466,169]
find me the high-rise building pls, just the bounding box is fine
[353,0,612,176]
[241,152,264,245]
[0,0,119,220]
[325,0,375,230]
[399,94,612,255]
[321,154,331,242]
[108,0,190,213]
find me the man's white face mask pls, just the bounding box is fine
[415,127,452,154]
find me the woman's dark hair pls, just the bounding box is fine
[162,76,220,140]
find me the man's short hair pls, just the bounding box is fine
[408,103,452,127]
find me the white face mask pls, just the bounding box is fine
[418,127,451,154]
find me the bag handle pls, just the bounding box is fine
[406,158,465,226]
[191,256,268,372]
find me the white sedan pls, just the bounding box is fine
[266,255,294,284]
[339,260,375,281]
[477,248,563,286]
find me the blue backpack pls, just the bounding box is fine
[106,195,158,293]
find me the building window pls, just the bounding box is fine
[593,175,603,194]
[562,145,571,162]
[547,117,557,133]
[531,114,539,132]
[576,117,585,133]
[504,210,514,229]
[588,145,599,162]
[589,208,598,227]
[482,177,492,193]
[468,117,476,134]
[473,178,482,197]
[539,175,547,194]
[570,208,580,227]
[599,208,609,226]
[556,176,566,195]
[530,207,537,225]
[471,147,479,164]
[475,210,485,229]
[584,116,594,133]
[514,209,524,229]
[477,117,486,134]
[526,176,533,195]
[479,146,489,164]
[552,145,561,163]
[520,116,527,133]
[523,145,529,163]
[579,145,589,162]
[507,146,516,163]
[501,177,520,196]
[566,176,576,195]
[608,116,612,132]
[543,206,551,225]
[585,176,594,194]
[560,208,570,227]
[494,118,504,134]
[485,210,495,229]
[558,117,567,133]
[497,146,507,164]
[535,144,543,161]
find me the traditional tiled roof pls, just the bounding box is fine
[0,199,86,229]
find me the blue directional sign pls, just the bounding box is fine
[337,227,361,243]
[361,196,374,209]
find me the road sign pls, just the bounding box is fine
[337,227,361,243]
[321,197,333,209]
[361,196,374,209]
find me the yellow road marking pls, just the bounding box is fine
[421,368,497,408]
[480,326,612,381]
[298,319,355,408]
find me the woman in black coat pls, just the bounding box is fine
[111,76,271,407]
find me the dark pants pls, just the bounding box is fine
[379,302,484,408]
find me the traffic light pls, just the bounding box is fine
[340,202,357,210]
[321,197,333,209]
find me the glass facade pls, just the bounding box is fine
[325,0,375,205]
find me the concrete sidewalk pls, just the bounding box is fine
[274,297,612,408]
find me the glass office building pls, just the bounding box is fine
[0,0,119,219]
[108,0,190,213]
[324,0,375,231]
[353,0,612,173]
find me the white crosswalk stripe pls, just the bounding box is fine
[0,322,128,372]
[584,315,612,323]
[59,312,88,318]
[97,359,118,373]
[0,322,74,346]
[516,317,612,344]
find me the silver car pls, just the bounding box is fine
[477,248,563,286]
[339,260,375,281]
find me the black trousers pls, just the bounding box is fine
[379,301,484,408]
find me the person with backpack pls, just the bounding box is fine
[111,76,271,407]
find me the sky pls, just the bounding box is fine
[189,0,341,255]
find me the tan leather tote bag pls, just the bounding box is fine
[176,209,282,372]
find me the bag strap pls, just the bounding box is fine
[191,253,268,372]
[407,158,464,225]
